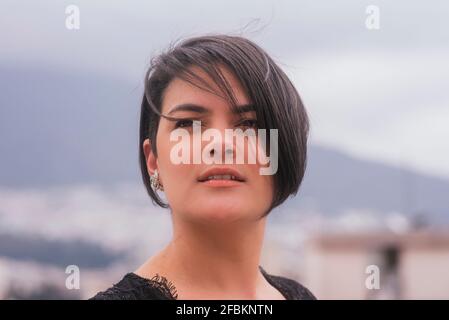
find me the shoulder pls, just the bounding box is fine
[260,267,317,300]
[89,273,178,300]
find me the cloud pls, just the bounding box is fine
[289,49,449,178]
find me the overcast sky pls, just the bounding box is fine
[1,0,449,178]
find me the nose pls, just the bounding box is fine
[202,119,238,164]
[207,135,235,164]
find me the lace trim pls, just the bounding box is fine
[144,273,179,300]
[259,266,316,300]
[91,267,315,300]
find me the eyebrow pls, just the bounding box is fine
[167,103,255,116]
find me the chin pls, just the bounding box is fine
[192,201,250,224]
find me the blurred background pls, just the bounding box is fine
[1,0,449,299]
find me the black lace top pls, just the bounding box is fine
[89,266,316,300]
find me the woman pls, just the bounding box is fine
[90,34,315,300]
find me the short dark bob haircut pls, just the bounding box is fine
[139,34,309,216]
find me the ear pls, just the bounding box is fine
[143,138,158,176]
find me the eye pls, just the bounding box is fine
[174,119,194,128]
[237,119,258,129]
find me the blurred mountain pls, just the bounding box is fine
[0,232,125,268]
[1,65,449,221]
[0,64,141,186]
[292,146,449,222]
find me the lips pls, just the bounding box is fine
[197,167,246,183]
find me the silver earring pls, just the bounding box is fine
[150,169,163,191]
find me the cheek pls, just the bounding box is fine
[157,153,192,193]
[155,134,195,204]
[250,167,274,204]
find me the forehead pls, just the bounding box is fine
[161,65,251,114]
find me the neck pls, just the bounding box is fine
[147,214,268,299]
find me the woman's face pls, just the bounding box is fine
[144,66,274,224]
